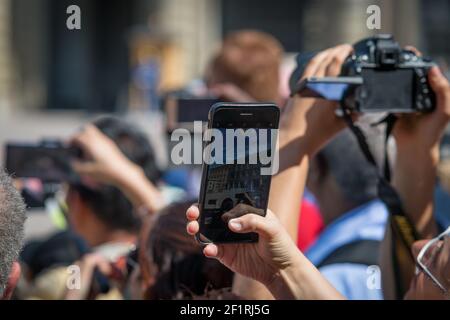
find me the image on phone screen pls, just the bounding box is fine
[198,105,279,243]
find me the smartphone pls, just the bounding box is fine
[197,102,280,243]
[293,76,363,101]
[165,97,220,132]
[4,141,79,182]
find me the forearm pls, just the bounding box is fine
[269,97,341,241]
[266,253,345,300]
[268,157,308,241]
[268,97,310,241]
[115,166,165,214]
[393,142,439,237]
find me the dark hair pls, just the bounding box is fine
[314,128,384,206]
[140,201,234,299]
[0,169,26,294]
[71,116,160,233]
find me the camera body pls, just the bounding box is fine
[5,139,81,182]
[341,34,435,113]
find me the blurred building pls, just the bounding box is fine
[0,0,448,115]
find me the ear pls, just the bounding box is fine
[67,187,81,205]
[67,188,88,216]
[1,262,21,300]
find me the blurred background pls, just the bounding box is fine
[0,0,449,238]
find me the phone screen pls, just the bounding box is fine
[360,68,413,111]
[304,82,353,100]
[198,104,279,243]
[296,77,363,101]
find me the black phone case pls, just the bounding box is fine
[196,102,280,244]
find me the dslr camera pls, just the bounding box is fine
[293,34,436,113]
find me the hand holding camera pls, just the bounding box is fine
[294,35,436,114]
[393,66,450,150]
[281,44,354,160]
[71,125,164,213]
[71,125,141,187]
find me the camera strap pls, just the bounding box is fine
[339,106,420,299]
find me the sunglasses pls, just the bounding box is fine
[415,226,450,296]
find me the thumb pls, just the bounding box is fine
[227,213,278,239]
[71,160,96,175]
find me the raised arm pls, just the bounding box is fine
[71,125,165,214]
[233,45,354,299]
[393,66,450,237]
[268,44,353,242]
[381,66,450,299]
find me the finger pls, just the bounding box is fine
[302,49,333,79]
[227,212,278,239]
[81,254,107,268]
[71,160,95,175]
[411,240,429,259]
[81,254,113,278]
[96,260,113,276]
[203,243,224,260]
[405,46,422,57]
[325,44,353,76]
[71,124,95,144]
[429,66,450,98]
[313,47,340,77]
[70,162,103,189]
[186,220,199,235]
[70,125,102,151]
[221,203,264,223]
[186,205,200,221]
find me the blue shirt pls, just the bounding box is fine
[305,200,388,300]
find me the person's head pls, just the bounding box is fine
[307,128,384,224]
[405,227,450,299]
[67,116,160,246]
[205,30,283,103]
[136,201,233,299]
[0,169,26,299]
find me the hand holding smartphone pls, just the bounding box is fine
[197,102,280,243]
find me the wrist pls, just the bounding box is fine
[265,250,344,300]
[265,252,305,300]
[113,162,145,189]
[396,141,440,164]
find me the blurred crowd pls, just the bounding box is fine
[0,30,449,300]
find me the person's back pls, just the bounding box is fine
[305,128,388,300]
